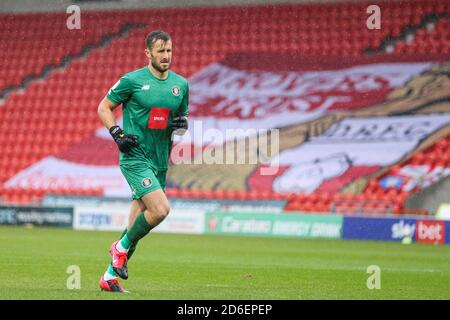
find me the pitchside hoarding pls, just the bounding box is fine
[342,217,417,242]
[415,220,446,245]
[3,200,444,244]
[205,212,343,239]
[447,222,450,245]
[73,206,342,238]
[342,216,449,244]
[73,205,129,231]
[73,205,205,234]
[153,209,205,234]
[0,205,73,227]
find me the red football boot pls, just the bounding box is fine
[110,240,129,279]
[99,277,129,293]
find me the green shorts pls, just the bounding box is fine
[120,163,167,200]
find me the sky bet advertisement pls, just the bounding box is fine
[342,216,449,245]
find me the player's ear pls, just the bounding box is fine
[144,48,151,58]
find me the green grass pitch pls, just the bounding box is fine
[1,225,449,299]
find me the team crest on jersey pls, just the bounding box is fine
[141,178,152,188]
[171,86,180,96]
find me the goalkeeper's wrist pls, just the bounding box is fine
[109,125,123,139]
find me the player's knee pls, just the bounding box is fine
[154,203,170,222]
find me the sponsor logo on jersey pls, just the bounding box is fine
[142,178,152,188]
[171,86,180,96]
[148,108,171,129]
[141,85,150,90]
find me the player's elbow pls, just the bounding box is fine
[97,102,104,118]
[97,98,116,117]
[97,100,108,117]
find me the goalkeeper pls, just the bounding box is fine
[97,30,188,293]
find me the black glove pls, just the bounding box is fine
[171,116,188,136]
[109,125,139,153]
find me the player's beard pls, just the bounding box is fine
[151,58,170,73]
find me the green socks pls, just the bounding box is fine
[107,263,116,276]
[115,211,151,256]
[103,263,117,280]
[118,228,138,260]
[117,234,131,251]
[117,213,153,252]
[126,212,154,243]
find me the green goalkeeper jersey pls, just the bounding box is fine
[107,67,189,170]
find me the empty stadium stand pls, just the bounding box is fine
[0,0,449,216]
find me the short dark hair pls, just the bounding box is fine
[146,30,171,49]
